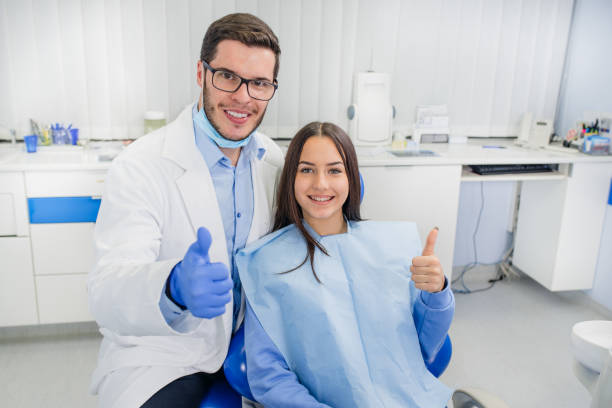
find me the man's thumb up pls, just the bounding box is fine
[169,227,233,318]
[196,226,212,263]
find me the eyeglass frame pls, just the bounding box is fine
[201,60,278,101]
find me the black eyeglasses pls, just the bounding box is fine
[202,60,278,101]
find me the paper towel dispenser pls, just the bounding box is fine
[347,72,394,146]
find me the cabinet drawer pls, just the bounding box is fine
[0,172,28,236]
[25,170,107,197]
[36,274,93,324]
[31,223,95,275]
[0,237,38,326]
[0,193,16,235]
[28,197,101,223]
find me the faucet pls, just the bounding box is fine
[0,123,17,144]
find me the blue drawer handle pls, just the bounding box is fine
[29,197,101,224]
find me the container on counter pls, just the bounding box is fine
[144,111,167,135]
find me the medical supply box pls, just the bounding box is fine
[580,135,610,155]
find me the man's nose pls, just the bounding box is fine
[231,82,251,103]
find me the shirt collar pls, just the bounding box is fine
[192,103,266,169]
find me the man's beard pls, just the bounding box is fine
[202,83,267,141]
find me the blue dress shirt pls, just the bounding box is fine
[160,104,265,330]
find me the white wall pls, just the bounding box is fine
[452,181,515,267]
[554,0,612,310]
[0,0,573,141]
[554,0,612,137]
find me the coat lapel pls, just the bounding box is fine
[161,105,228,266]
[248,157,278,244]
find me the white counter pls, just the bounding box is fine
[357,141,612,166]
[2,139,611,171]
[0,144,119,171]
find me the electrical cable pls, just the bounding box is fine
[452,181,509,295]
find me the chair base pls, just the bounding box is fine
[452,388,510,408]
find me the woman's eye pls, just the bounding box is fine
[299,168,313,173]
[329,168,343,174]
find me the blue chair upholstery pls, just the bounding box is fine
[222,324,255,400]
[198,377,241,408]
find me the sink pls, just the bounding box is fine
[0,142,124,164]
[0,145,19,161]
[388,149,438,157]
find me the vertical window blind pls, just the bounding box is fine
[0,0,573,140]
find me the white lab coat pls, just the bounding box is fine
[87,104,283,408]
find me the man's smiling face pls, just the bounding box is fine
[198,39,276,141]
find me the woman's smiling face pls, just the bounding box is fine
[294,135,349,235]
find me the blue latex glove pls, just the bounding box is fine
[169,227,233,318]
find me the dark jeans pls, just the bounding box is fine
[141,370,224,408]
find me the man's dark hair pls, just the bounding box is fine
[200,13,281,79]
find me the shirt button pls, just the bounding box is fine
[237,212,241,218]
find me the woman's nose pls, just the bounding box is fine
[313,172,329,189]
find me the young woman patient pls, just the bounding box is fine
[236,122,454,407]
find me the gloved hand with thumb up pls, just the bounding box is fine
[168,227,233,318]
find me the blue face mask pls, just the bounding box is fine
[195,95,254,149]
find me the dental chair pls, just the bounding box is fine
[570,320,612,407]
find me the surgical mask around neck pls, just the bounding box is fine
[196,91,254,149]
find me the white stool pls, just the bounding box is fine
[570,320,612,407]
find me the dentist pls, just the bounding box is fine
[88,13,283,408]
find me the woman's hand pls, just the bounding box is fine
[410,227,445,293]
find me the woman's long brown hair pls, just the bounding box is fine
[272,122,362,282]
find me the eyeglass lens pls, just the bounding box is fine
[212,70,275,101]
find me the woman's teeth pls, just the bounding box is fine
[310,196,332,202]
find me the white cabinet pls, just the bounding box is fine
[22,170,105,325]
[0,172,37,327]
[360,165,462,280]
[36,274,92,324]
[0,237,38,326]
[514,162,612,291]
[0,169,106,327]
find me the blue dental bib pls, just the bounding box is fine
[236,220,452,407]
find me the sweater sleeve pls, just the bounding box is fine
[411,277,455,363]
[244,301,331,408]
